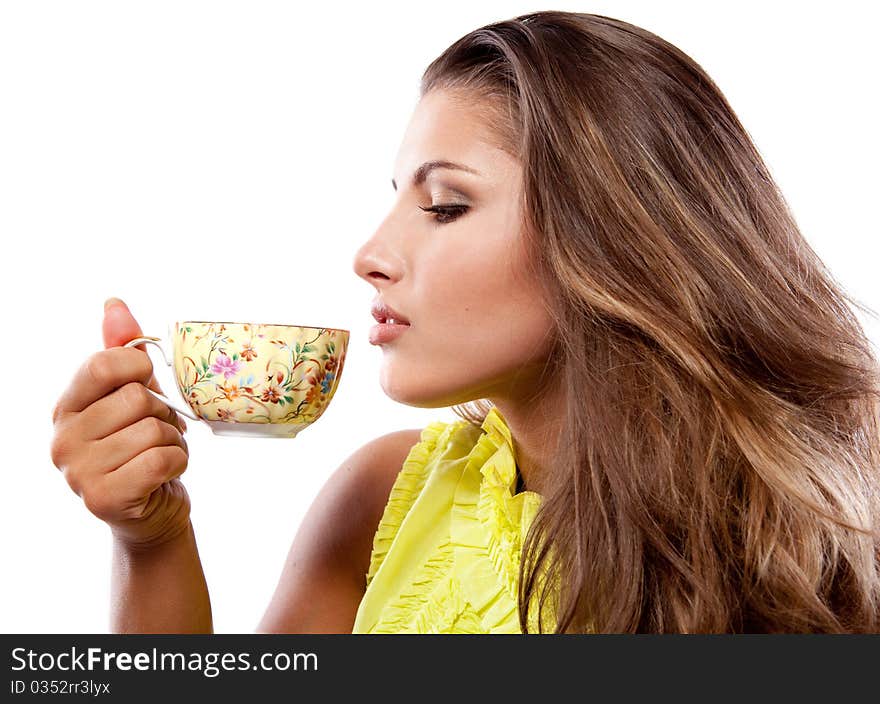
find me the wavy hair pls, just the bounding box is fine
[422,10,880,632]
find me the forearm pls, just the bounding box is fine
[110,520,213,633]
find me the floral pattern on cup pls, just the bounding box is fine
[172,322,348,425]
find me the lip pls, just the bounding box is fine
[369,322,410,345]
[371,299,411,326]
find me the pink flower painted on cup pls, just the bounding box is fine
[211,354,242,380]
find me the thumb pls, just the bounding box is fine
[102,297,145,349]
[101,297,166,397]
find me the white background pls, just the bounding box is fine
[1,1,877,633]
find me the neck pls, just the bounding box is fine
[490,380,565,496]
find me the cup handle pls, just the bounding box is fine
[123,336,201,421]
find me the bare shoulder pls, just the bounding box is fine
[341,428,425,496]
[325,428,425,529]
[256,427,423,633]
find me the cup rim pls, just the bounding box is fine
[177,320,350,333]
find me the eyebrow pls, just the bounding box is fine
[391,160,481,191]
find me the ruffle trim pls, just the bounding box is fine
[479,408,542,601]
[364,419,464,588]
[448,407,545,632]
[371,540,457,633]
[478,410,559,632]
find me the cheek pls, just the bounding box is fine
[457,249,553,355]
[462,297,555,370]
[429,236,553,360]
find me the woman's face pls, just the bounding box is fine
[352,89,556,408]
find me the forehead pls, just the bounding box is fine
[393,89,516,186]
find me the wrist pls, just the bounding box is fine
[111,516,193,555]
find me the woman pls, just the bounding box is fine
[50,11,880,633]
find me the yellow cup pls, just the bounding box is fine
[124,321,349,438]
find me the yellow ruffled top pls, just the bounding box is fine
[351,406,550,634]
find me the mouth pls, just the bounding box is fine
[371,300,412,327]
[368,319,411,345]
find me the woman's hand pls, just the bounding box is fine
[50,298,192,550]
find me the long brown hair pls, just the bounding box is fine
[422,10,880,632]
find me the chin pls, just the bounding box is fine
[378,364,490,409]
[379,378,450,409]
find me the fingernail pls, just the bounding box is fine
[104,297,124,312]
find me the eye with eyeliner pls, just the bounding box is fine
[419,204,469,224]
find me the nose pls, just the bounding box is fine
[352,220,405,289]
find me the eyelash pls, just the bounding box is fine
[418,204,469,224]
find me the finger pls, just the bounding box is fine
[102,297,165,395]
[77,381,187,440]
[92,415,186,477]
[53,347,154,418]
[59,413,187,499]
[102,444,190,505]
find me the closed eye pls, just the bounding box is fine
[418,204,469,224]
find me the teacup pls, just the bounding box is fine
[124,321,349,438]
